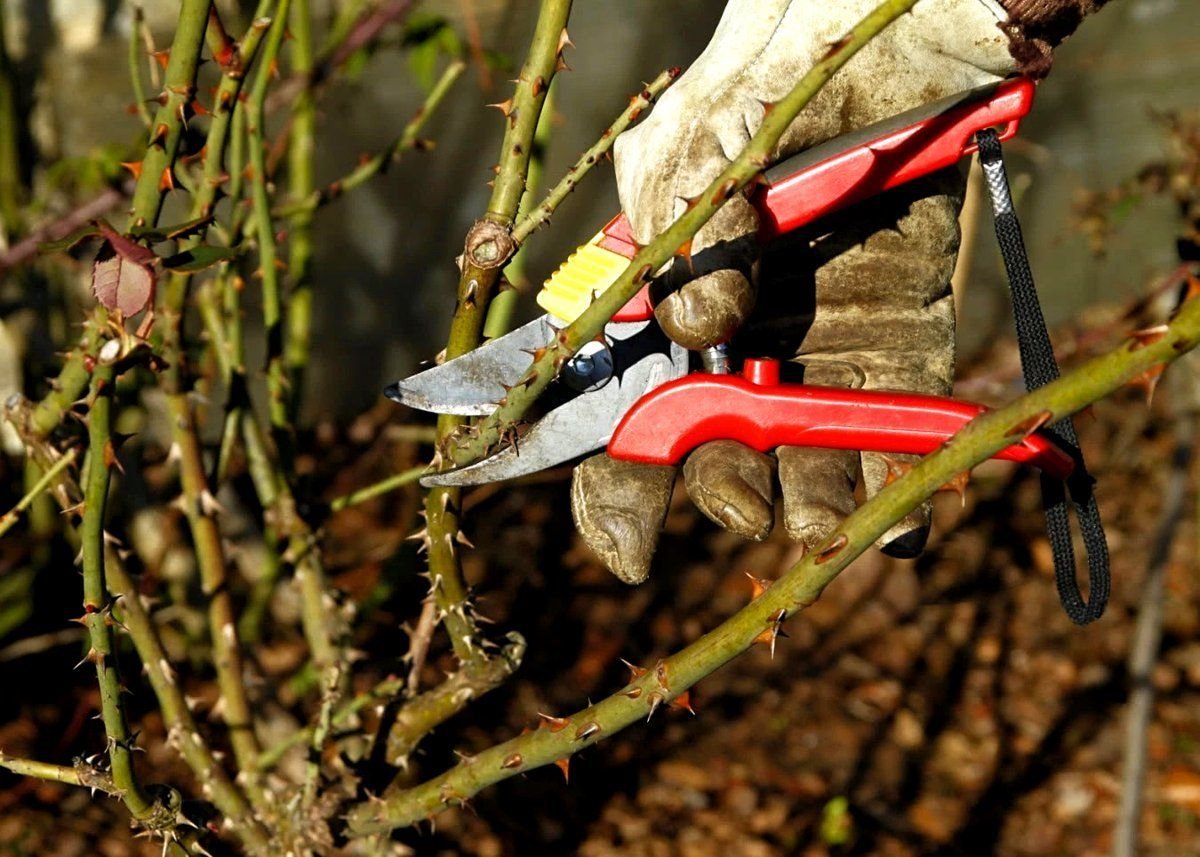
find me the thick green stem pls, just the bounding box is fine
[80,364,155,820]
[348,269,1200,836]
[484,79,556,339]
[164,395,265,785]
[0,754,110,790]
[106,550,272,853]
[425,0,572,671]
[127,0,212,229]
[446,0,918,469]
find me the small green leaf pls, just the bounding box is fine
[161,245,240,272]
[38,223,104,254]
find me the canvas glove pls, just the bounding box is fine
[571,0,1111,584]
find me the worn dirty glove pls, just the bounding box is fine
[571,0,1111,584]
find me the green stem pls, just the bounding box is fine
[329,465,426,512]
[0,754,109,790]
[106,549,272,854]
[484,78,557,339]
[446,0,917,469]
[284,0,317,423]
[164,395,266,791]
[0,448,77,539]
[246,0,294,458]
[126,0,213,229]
[0,0,22,237]
[272,59,465,220]
[425,0,572,671]
[348,267,1200,836]
[128,5,153,128]
[79,364,155,820]
[508,65,680,245]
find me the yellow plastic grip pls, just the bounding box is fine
[535,233,632,324]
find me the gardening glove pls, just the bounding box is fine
[572,0,1112,585]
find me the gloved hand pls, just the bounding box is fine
[571,0,1110,585]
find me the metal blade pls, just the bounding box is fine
[422,323,686,486]
[384,316,559,416]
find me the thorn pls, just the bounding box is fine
[1127,324,1170,351]
[668,690,696,716]
[531,75,547,97]
[623,686,642,699]
[537,712,571,733]
[674,238,694,271]
[75,648,104,670]
[150,49,170,70]
[710,177,740,205]
[646,692,663,721]
[554,756,570,783]
[744,571,771,600]
[879,454,914,487]
[1128,363,1166,405]
[198,490,225,517]
[149,123,169,148]
[501,753,523,770]
[487,98,515,117]
[120,160,144,180]
[814,534,848,565]
[557,28,574,54]
[938,470,971,507]
[455,530,475,549]
[1004,409,1054,439]
[753,608,788,658]
[820,33,854,62]
[620,658,648,681]
[574,721,600,742]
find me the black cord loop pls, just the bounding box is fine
[976,128,1110,625]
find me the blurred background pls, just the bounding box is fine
[2,2,1200,855]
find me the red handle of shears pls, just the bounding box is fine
[605,77,1036,323]
[606,358,1075,480]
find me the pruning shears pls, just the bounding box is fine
[388,76,1075,487]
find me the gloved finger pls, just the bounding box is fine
[777,445,858,550]
[652,196,760,350]
[681,440,775,541]
[860,451,932,559]
[571,453,676,585]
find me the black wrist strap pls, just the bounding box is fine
[975,128,1110,625]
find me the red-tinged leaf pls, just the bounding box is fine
[95,222,157,267]
[161,245,239,273]
[92,244,155,316]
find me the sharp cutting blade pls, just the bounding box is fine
[384,316,560,416]
[422,323,687,486]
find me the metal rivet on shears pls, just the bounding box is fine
[561,339,614,392]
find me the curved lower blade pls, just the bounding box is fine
[422,325,686,486]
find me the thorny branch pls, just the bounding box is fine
[348,265,1200,837]
[417,0,573,678]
